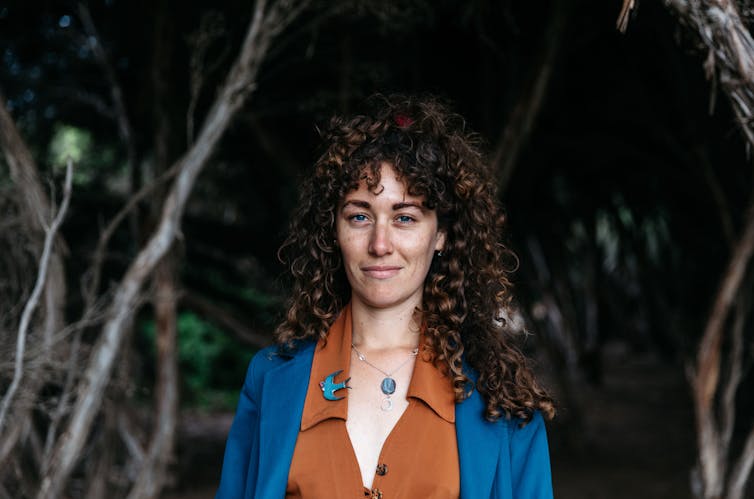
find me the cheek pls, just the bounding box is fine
[409,238,438,268]
[336,234,360,265]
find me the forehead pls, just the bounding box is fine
[342,162,424,202]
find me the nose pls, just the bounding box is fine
[368,221,393,256]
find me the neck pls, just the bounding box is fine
[350,298,422,351]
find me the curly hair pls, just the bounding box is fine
[275,94,554,423]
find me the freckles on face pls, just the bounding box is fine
[335,163,446,310]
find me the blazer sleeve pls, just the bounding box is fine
[507,411,554,499]
[216,354,263,499]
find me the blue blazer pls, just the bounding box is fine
[216,342,553,499]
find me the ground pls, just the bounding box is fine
[162,345,701,499]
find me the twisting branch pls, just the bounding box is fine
[36,2,311,497]
[664,0,754,149]
[692,203,754,498]
[77,3,138,187]
[729,426,754,499]
[617,0,636,33]
[0,90,67,344]
[182,291,271,347]
[492,0,566,194]
[81,160,180,308]
[125,259,178,499]
[0,159,73,434]
[186,11,229,145]
[77,2,142,251]
[720,290,748,458]
[655,2,754,497]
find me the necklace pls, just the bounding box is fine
[351,344,419,411]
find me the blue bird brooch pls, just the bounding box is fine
[319,370,351,401]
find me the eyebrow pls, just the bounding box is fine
[341,200,425,210]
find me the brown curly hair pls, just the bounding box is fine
[275,94,554,423]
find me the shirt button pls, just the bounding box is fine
[370,488,383,499]
[376,464,388,476]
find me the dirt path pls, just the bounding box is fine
[548,348,695,499]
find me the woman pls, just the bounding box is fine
[217,95,555,499]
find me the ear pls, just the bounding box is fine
[434,229,446,252]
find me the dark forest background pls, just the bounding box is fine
[1,0,753,498]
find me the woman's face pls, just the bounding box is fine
[336,162,446,311]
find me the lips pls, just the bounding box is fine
[361,265,401,279]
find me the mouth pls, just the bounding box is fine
[361,265,401,279]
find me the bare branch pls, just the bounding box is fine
[41,326,84,471]
[59,88,116,120]
[720,290,748,458]
[0,417,24,470]
[665,0,754,151]
[0,93,52,230]
[186,12,229,144]
[0,89,67,344]
[617,0,636,33]
[697,147,736,248]
[691,203,754,497]
[77,3,137,169]
[182,291,272,348]
[117,412,146,466]
[0,159,73,434]
[728,423,754,499]
[82,162,179,308]
[77,1,142,249]
[492,0,566,194]
[126,260,178,499]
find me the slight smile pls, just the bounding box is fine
[361,265,402,279]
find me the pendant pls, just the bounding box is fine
[380,377,396,395]
[381,398,393,411]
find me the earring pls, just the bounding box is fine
[435,250,443,257]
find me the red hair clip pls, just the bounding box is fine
[394,114,414,128]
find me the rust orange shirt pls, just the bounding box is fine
[286,305,460,498]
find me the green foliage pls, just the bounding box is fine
[140,310,256,410]
[47,123,119,185]
[48,124,91,165]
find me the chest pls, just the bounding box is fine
[345,353,416,487]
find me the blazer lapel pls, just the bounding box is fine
[456,387,504,499]
[254,344,315,498]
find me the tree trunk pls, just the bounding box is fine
[127,257,178,499]
[693,204,754,499]
[127,4,180,495]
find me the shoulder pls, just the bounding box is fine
[460,361,548,431]
[505,410,547,441]
[242,342,317,393]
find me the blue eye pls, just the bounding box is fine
[396,215,415,223]
[350,214,368,222]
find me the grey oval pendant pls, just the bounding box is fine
[380,377,396,395]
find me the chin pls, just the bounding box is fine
[353,292,420,311]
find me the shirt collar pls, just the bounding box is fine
[407,347,456,423]
[300,304,352,431]
[299,304,456,430]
